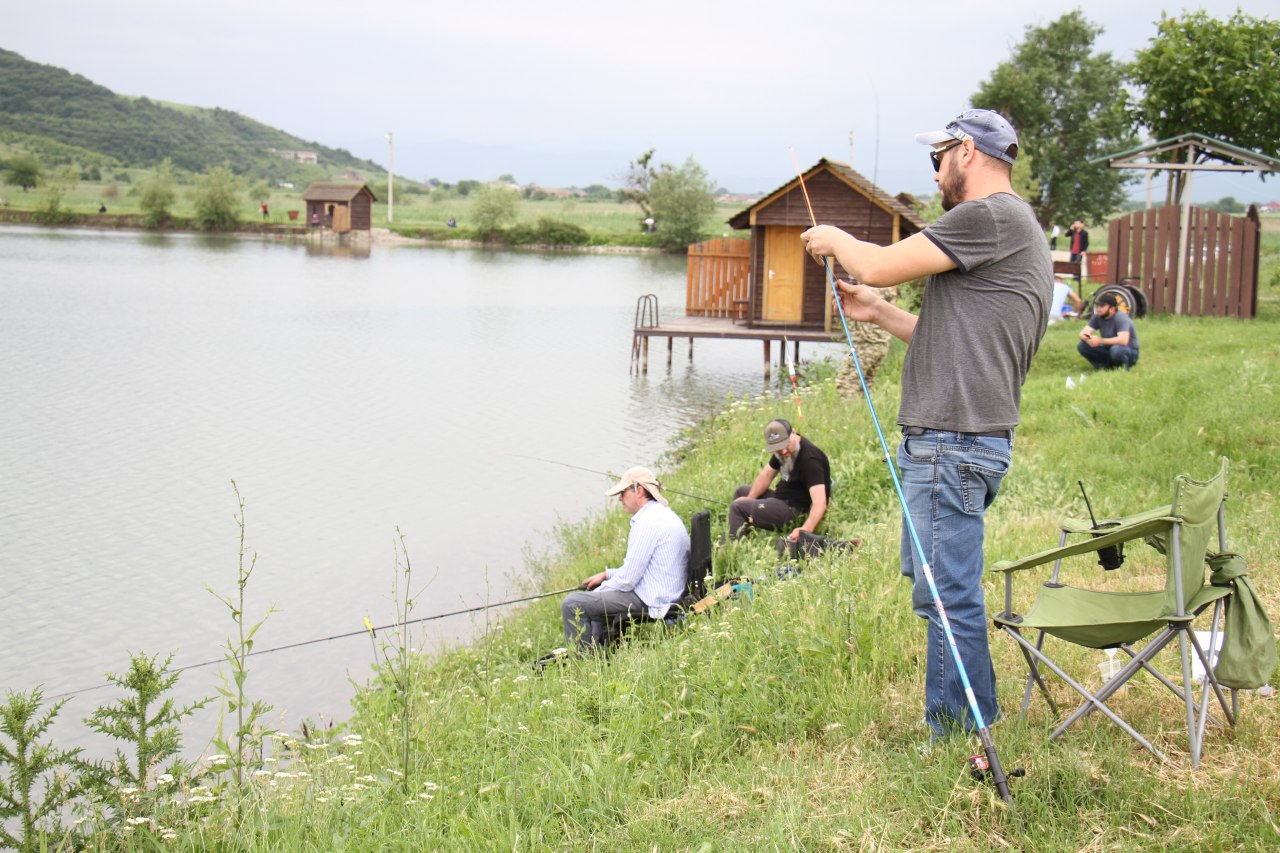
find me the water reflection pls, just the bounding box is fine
[303,236,372,259]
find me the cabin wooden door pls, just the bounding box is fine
[762,226,804,322]
[333,205,351,233]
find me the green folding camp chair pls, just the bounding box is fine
[990,458,1274,766]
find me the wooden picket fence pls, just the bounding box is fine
[686,238,750,319]
[1108,205,1260,318]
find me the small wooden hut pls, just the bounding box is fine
[725,159,925,329]
[301,182,377,233]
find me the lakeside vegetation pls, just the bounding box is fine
[4,224,1277,850]
[0,174,750,248]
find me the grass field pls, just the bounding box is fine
[23,228,1275,851]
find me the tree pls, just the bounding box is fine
[1209,196,1245,214]
[139,159,177,227]
[1130,11,1280,204]
[191,165,241,230]
[3,153,42,191]
[972,11,1138,227]
[648,155,716,250]
[469,183,518,234]
[36,165,79,223]
[619,148,657,216]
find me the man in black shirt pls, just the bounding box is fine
[728,419,831,541]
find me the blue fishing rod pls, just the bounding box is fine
[789,151,1017,803]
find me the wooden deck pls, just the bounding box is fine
[630,316,842,377]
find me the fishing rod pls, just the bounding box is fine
[790,149,1018,803]
[503,452,728,507]
[783,335,804,421]
[44,585,583,702]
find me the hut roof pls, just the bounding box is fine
[728,158,925,233]
[301,182,378,203]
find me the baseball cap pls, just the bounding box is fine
[915,109,1019,166]
[604,466,668,506]
[764,419,793,452]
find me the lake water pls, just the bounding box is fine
[0,225,842,756]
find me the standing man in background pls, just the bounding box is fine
[800,108,1051,739]
[1067,220,1089,263]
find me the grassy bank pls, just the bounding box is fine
[34,241,1275,850]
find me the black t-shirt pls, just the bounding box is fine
[768,436,832,510]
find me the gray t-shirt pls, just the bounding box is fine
[1088,310,1139,350]
[899,193,1052,433]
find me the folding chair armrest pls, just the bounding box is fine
[1059,505,1173,536]
[989,515,1174,575]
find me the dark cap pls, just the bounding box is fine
[764,419,793,452]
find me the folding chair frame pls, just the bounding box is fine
[993,463,1238,766]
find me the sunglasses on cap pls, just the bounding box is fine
[930,140,964,172]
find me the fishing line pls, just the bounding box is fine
[503,452,728,506]
[44,585,582,702]
[789,148,1016,803]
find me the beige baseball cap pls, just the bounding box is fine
[604,466,668,506]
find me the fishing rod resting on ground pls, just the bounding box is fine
[503,452,729,507]
[45,585,583,702]
[789,149,1019,803]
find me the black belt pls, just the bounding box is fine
[902,425,1012,440]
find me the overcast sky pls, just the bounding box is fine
[6,0,1273,204]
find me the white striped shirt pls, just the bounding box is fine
[599,500,691,618]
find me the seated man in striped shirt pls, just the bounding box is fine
[560,467,691,652]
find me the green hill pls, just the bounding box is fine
[0,47,382,181]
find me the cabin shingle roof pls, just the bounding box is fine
[301,182,377,203]
[728,159,924,233]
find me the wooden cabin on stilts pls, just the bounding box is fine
[632,158,925,377]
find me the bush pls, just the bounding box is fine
[507,218,590,247]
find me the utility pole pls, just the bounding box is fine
[386,131,394,224]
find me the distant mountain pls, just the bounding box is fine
[0,47,382,180]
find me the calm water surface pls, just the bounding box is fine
[0,226,842,755]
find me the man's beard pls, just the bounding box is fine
[777,452,796,480]
[940,167,967,211]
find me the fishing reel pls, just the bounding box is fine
[968,753,1026,786]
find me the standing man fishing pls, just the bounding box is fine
[800,109,1051,739]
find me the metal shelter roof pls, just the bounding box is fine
[1088,133,1280,174]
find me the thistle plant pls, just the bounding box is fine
[81,651,209,797]
[208,481,277,786]
[0,688,84,852]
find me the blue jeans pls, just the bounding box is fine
[1077,340,1139,370]
[898,430,1010,737]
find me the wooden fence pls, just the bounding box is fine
[1108,205,1259,318]
[686,238,750,318]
